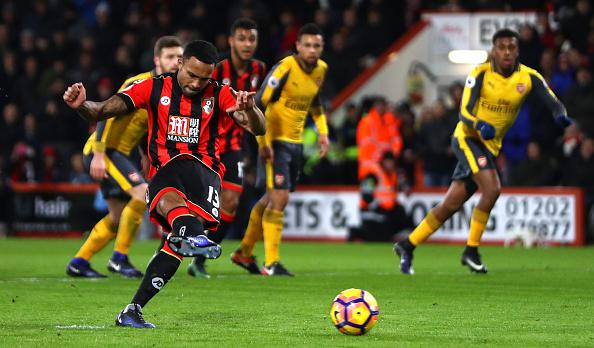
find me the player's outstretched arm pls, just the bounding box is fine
[529,73,572,128]
[227,87,266,135]
[63,82,131,122]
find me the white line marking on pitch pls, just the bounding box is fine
[55,325,105,329]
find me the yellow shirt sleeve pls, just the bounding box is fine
[256,60,290,108]
[459,65,486,128]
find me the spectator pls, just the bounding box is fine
[0,103,21,159]
[564,67,594,137]
[551,52,574,97]
[561,137,594,190]
[509,141,557,186]
[8,142,37,183]
[69,151,92,183]
[519,24,544,69]
[336,103,360,184]
[39,145,64,183]
[416,99,456,187]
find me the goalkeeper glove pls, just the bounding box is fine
[476,120,496,140]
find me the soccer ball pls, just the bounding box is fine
[330,288,379,335]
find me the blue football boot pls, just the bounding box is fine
[107,252,143,278]
[115,304,155,328]
[394,242,415,275]
[66,258,107,278]
[167,235,221,259]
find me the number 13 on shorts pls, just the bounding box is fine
[207,185,220,217]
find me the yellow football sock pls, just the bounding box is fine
[467,208,489,247]
[114,198,146,255]
[262,208,284,266]
[240,201,265,257]
[408,211,443,246]
[75,215,117,260]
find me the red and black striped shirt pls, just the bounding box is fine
[117,72,236,179]
[213,58,266,152]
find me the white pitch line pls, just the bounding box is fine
[55,325,106,329]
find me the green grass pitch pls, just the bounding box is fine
[1,238,593,347]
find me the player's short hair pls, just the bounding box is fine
[492,28,520,44]
[154,36,182,57]
[298,23,323,40]
[230,18,258,36]
[183,40,218,64]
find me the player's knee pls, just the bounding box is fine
[482,184,501,203]
[108,211,121,226]
[221,192,240,215]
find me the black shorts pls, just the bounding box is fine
[220,150,244,192]
[83,149,145,200]
[451,136,497,192]
[147,158,221,232]
[256,140,303,192]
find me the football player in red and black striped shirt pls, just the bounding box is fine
[188,18,267,279]
[63,40,265,328]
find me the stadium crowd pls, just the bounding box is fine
[2,0,594,236]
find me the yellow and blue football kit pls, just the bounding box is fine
[255,54,329,191]
[243,55,330,267]
[73,70,154,267]
[406,59,568,251]
[452,60,566,181]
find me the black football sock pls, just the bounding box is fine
[171,215,204,237]
[400,238,416,251]
[131,250,181,308]
[463,245,478,255]
[208,220,230,244]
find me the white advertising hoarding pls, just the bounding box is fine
[283,188,584,245]
[424,12,538,53]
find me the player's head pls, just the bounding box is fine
[229,18,258,62]
[491,28,519,73]
[153,36,183,74]
[178,40,218,97]
[296,23,324,68]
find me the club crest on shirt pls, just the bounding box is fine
[516,83,526,94]
[251,76,259,88]
[275,174,285,186]
[202,97,214,116]
[222,78,230,85]
[315,78,322,87]
[478,156,487,168]
[160,96,170,106]
[128,172,141,183]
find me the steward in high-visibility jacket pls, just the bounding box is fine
[353,151,413,242]
[356,98,403,180]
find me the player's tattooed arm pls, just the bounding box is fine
[63,82,132,122]
[233,106,266,136]
[76,96,130,122]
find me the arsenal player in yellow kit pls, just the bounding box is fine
[395,29,572,274]
[66,37,183,278]
[231,23,330,276]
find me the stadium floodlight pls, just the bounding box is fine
[448,50,488,64]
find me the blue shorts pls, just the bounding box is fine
[256,141,303,192]
[451,136,497,193]
[83,149,145,200]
